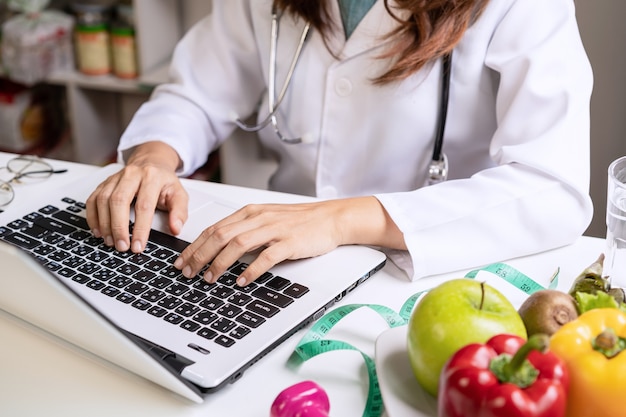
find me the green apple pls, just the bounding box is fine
[407,278,526,397]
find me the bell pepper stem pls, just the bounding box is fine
[593,327,626,358]
[505,334,549,373]
[490,334,549,389]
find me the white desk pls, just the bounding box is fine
[0,153,607,417]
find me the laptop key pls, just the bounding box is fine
[101,257,124,269]
[217,304,242,319]
[182,289,207,304]
[211,317,236,333]
[23,212,44,222]
[33,244,55,256]
[210,285,234,299]
[77,262,101,275]
[49,250,71,262]
[199,296,224,311]
[34,217,76,235]
[247,300,280,318]
[230,326,251,339]
[251,287,294,308]
[197,327,218,340]
[236,311,265,328]
[21,224,52,240]
[116,263,140,276]
[165,282,189,297]
[7,219,29,229]
[228,292,252,307]
[42,233,64,245]
[71,244,94,257]
[45,261,62,271]
[132,299,152,311]
[51,210,89,230]
[164,313,184,325]
[116,292,136,304]
[62,256,83,269]
[158,295,182,310]
[109,277,133,288]
[266,276,290,291]
[38,205,59,215]
[180,320,201,332]
[126,282,149,295]
[57,268,76,278]
[87,280,106,291]
[283,283,309,299]
[86,250,109,262]
[93,269,116,282]
[3,232,40,250]
[133,269,156,282]
[148,276,172,289]
[72,274,91,284]
[142,288,166,303]
[102,286,121,297]
[144,258,167,272]
[174,303,200,317]
[147,305,168,318]
[214,335,235,348]
[192,310,217,325]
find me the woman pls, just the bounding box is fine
[86,0,593,286]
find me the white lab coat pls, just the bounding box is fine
[119,0,593,280]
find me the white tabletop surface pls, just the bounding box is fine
[0,152,607,417]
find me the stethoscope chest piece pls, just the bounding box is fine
[428,154,448,185]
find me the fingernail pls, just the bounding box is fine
[117,240,129,252]
[237,277,246,287]
[182,266,192,278]
[174,219,183,231]
[104,236,114,246]
[92,228,101,238]
[132,240,143,253]
[204,271,213,283]
[174,257,183,268]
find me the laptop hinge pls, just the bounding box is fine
[124,331,195,374]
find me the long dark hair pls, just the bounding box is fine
[272,0,490,84]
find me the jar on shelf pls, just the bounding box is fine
[110,3,137,79]
[71,3,112,76]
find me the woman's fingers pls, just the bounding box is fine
[86,171,135,248]
[86,164,189,253]
[175,202,343,286]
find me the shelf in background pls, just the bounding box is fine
[46,61,170,94]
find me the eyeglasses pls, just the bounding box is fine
[0,156,68,207]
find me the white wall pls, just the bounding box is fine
[575,0,626,237]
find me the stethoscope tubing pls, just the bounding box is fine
[235,7,311,134]
[234,6,452,184]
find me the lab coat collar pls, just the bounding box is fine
[328,0,403,59]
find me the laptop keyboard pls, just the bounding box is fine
[0,197,309,348]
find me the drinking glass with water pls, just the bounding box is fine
[605,156,626,286]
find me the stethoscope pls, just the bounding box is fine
[235,6,451,185]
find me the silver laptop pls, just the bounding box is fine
[0,164,387,403]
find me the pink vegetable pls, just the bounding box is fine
[270,380,330,417]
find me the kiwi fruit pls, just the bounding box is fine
[517,289,578,336]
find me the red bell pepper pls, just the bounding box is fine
[438,334,569,417]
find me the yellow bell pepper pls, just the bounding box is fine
[549,308,626,417]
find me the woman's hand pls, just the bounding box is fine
[85,142,189,253]
[174,196,406,286]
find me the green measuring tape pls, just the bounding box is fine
[288,262,559,417]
